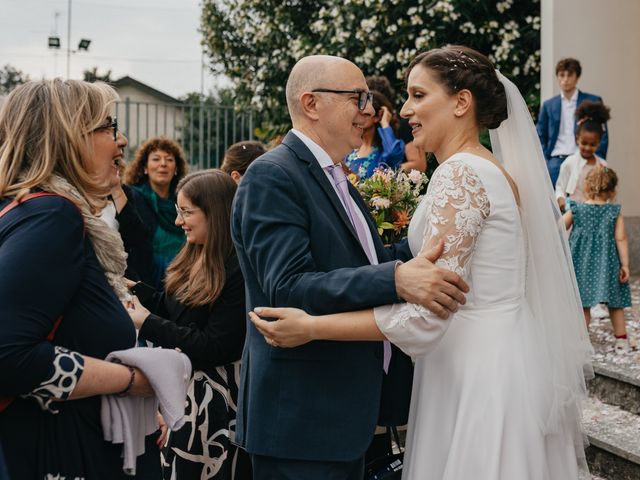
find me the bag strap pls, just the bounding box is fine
[0,192,66,413]
[0,192,61,218]
[388,426,404,453]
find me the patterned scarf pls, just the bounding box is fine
[42,175,129,300]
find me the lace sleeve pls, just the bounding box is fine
[374,159,490,357]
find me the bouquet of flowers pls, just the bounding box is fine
[352,167,429,245]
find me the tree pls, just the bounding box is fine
[201,0,541,139]
[0,64,30,95]
[83,67,113,83]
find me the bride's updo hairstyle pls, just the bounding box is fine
[406,45,508,129]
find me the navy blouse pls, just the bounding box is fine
[0,195,139,479]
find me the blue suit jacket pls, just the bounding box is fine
[231,131,413,461]
[536,90,608,160]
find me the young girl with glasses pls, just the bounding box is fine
[127,169,251,480]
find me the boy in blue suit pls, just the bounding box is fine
[537,58,608,185]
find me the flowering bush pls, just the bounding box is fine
[355,167,428,245]
[200,0,541,140]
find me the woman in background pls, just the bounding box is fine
[221,140,266,184]
[128,170,251,480]
[345,90,405,179]
[125,137,188,287]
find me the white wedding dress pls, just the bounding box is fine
[375,152,587,479]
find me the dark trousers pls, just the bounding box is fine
[0,440,9,480]
[547,155,569,187]
[251,454,364,480]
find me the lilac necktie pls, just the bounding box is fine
[326,164,392,373]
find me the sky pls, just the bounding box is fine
[1,0,226,99]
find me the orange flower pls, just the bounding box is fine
[393,210,411,232]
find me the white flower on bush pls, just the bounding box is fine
[376,53,394,69]
[532,16,541,30]
[415,35,430,50]
[361,18,376,33]
[459,22,477,34]
[362,49,375,63]
[496,0,513,13]
[371,196,391,210]
[310,20,326,33]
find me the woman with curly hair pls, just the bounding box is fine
[125,137,188,287]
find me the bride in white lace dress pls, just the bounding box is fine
[251,46,593,479]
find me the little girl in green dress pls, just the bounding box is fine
[564,166,633,353]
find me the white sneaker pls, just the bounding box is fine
[591,304,609,319]
[615,338,631,354]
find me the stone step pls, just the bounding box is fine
[589,359,640,414]
[583,396,640,479]
[587,277,640,413]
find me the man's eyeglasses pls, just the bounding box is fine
[175,204,198,220]
[311,89,373,111]
[94,116,118,141]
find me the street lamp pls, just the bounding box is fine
[47,1,91,78]
[48,36,61,49]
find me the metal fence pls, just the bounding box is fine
[115,99,257,169]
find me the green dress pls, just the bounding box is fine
[568,200,631,308]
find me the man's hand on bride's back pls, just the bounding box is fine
[395,240,469,319]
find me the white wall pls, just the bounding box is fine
[541,0,640,216]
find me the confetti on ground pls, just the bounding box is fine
[583,396,640,461]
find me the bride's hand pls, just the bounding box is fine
[249,307,316,348]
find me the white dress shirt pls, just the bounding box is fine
[551,89,579,157]
[290,129,379,264]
